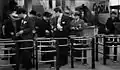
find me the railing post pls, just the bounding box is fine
[56,40,59,70]
[70,38,74,68]
[113,36,117,61]
[103,36,106,65]
[15,40,20,70]
[35,39,38,70]
[92,37,95,69]
[32,39,35,68]
[95,35,98,61]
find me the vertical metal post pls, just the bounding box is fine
[70,39,74,68]
[83,39,87,64]
[103,36,106,65]
[95,36,98,61]
[15,40,20,70]
[35,39,38,70]
[56,40,59,70]
[113,37,117,61]
[92,38,95,69]
[32,39,35,68]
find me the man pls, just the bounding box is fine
[35,12,55,67]
[2,10,20,61]
[53,7,72,67]
[35,12,52,37]
[4,10,20,39]
[105,11,118,61]
[53,7,72,37]
[106,11,117,34]
[15,8,35,70]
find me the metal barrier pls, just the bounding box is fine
[69,36,95,69]
[0,37,96,70]
[54,37,69,68]
[95,34,120,65]
[0,39,16,67]
[35,37,59,70]
[0,38,60,70]
[0,39,34,70]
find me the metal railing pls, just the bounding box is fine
[69,36,95,69]
[0,36,96,70]
[95,34,120,65]
[0,39,16,67]
[35,38,59,70]
[0,39,34,70]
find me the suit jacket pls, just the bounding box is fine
[4,18,21,38]
[70,19,85,36]
[20,16,36,39]
[53,14,73,37]
[106,18,117,34]
[35,18,51,37]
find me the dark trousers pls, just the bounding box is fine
[57,39,69,66]
[41,47,55,66]
[73,45,87,64]
[10,41,33,70]
[54,30,69,66]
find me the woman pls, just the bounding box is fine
[70,11,87,64]
[70,11,86,36]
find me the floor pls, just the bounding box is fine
[0,50,120,70]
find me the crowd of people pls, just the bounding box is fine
[0,1,89,70]
[1,0,120,70]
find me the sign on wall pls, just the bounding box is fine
[93,0,109,13]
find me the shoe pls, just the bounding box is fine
[113,61,117,63]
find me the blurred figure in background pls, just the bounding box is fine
[106,11,117,34]
[105,11,118,60]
